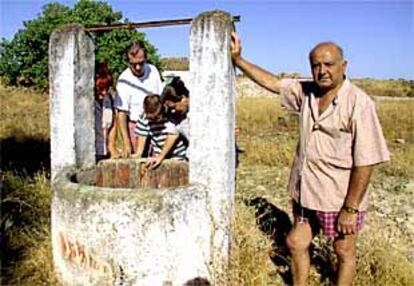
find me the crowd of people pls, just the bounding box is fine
[95,34,390,285]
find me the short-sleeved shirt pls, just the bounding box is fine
[135,114,188,160]
[166,116,190,140]
[114,64,162,122]
[277,78,390,212]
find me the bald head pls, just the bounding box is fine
[309,42,344,61]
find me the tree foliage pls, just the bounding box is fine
[0,0,162,90]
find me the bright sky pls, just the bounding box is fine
[1,0,413,79]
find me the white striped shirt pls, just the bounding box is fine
[135,113,188,160]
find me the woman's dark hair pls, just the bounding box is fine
[161,77,189,103]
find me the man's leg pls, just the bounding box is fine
[334,234,357,286]
[286,221,313,286]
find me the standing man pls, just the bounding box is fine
[114,42,163,158]
[231,32,389,285]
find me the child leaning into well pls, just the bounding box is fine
[133,94,188,165]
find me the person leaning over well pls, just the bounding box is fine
[230,32,390,286]
[145,77,190,169]
[133,94,188,164]
[114,42,163,158]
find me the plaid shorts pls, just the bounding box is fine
[292,201,366,238]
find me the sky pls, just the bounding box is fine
[1,0,413,79]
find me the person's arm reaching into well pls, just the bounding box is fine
[231,32,281,93]
[132,135,147,159]
[145,134,180,169]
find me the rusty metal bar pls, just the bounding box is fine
[85,16,240,32]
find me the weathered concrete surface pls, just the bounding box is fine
[52,166,211,286]
[189,10,236,284]
[49,24,95,180]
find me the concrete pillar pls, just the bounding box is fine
[49,24,95,180]
[189,11,236,283]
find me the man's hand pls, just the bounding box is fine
[229,32,280,93]
[231,32,242,64]
[130,153,141,159]
[337,210,358,235]
[109,147,121,159]
[145,157,163,170]
[122,144,132,158]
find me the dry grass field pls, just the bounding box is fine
[1,80,413,285]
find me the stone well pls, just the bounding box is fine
[49,11,235,286]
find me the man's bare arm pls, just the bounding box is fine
[337,165,374,235]
[345,165,373,208]
[117,111,132,158]
[231,32,281,93]
[107,112,120,159]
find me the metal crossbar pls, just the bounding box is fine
[85,16,240,32]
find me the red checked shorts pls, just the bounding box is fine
[292,201,366,238]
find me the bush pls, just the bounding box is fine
[0,0,162,90]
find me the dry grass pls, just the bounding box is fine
[0,84,49,140]
[229,203,277,286]
[161,57,189,71]
[1,171,58,284]
[375,100,414,179]
[236,95,414,178]
[236,97,298,168]
[1,82,414,285]
[235,94,414,285]
[356,227,414,286]
[353,79,414,97]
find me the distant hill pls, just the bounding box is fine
[161,57,189,71]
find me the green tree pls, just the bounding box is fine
[0,0,162,90]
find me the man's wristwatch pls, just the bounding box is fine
[342,205,359,214]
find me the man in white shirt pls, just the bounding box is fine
[114,42,163,157]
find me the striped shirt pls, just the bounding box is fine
[135,113,188,160]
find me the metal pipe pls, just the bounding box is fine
[85,16,240,32]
